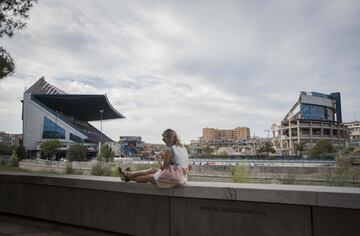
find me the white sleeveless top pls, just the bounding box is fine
[170,145,189,169]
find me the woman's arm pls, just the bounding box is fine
[160,149,172,170]
[155,152,163,166]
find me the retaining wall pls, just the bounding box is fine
[1,172,360,236]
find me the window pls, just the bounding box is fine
[42,116,65,139]
[70,133,83,143]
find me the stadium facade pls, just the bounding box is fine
[272,91,348,155]
[22,77,124,158]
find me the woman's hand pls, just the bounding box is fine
[154,152,164,166]
[154,152,163,160]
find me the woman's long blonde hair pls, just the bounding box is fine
[162,129,183,147]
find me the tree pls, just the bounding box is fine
[67,144,88,162]
[203,145,213,156]
[0,143,13,155]
[0,0,37,79]
[97,144,114,162]
[15,139,26,160]
[8,149,19,167]
[294,143,304,158]
[41,140,61,159]
[257,142,276,157]
[220,151,228,156]
[0,47,14,78]
[310,140,335,159]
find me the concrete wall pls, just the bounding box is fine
[1,172,360,236]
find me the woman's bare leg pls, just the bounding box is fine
[131,174,155,184]
[127,167,158,179]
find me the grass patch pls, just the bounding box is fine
[232,161,250,183]
[0,163,29,172]
[131,163,160,171]
[326,167,360,187]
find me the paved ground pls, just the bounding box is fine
[0,213,126,236]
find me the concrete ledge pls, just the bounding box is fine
[1,172,359,209]
[1,172,360,236]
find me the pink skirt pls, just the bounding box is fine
[153,169,187,188]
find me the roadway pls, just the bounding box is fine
[0,213,123,236]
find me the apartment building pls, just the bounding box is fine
[203,127,250,141]
[0,132,22,146]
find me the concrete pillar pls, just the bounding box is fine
[310,121,313,145]
[280,125,283,151]
[330,123,334,144]
[297,120,300,145]
[321,122,324,138]
[288,121,292,152]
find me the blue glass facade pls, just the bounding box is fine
[42,116,65,139]
[300,104,325,120]
[300,104,336,121]
[298,91,342,123]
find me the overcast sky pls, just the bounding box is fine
[0,0,359,143]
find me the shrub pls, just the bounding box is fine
[232,161,249,183]
[335,154,352,168]
[132,163,159,171]
[310,140,335,159]
[111,164,120,177]
[326,167,349,186]
[8,150,19,167]
[41,140,61,159]
[91,161,111,176]
[220,151,228,156]
[65,162,74,174]
[0,144,13,155]
[67,144,88,162]
[97,144,115,162]
[16,145,26,160]
[341,146,354,155]
[15,139,27,160]
[256,142,276,157]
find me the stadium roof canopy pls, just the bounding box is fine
[32,94,125,122]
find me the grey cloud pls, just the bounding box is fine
[0,0,359,143]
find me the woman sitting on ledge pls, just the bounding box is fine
[119,129,189,188]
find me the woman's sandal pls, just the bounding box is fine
[118,167,130,182]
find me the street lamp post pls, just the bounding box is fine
[264,129,270,139]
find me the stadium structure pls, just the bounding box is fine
[272,91,348,155]
[22,77,124,158]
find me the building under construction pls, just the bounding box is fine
[272,91,348,155]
